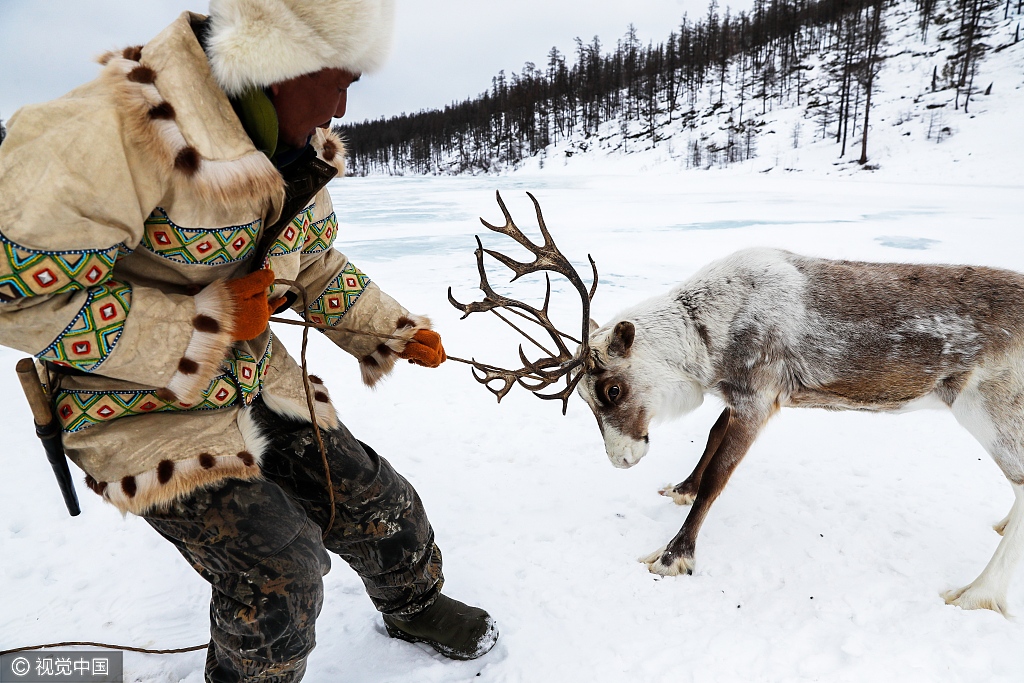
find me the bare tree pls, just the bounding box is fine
[955,0,998,112]
[858,0,884,165]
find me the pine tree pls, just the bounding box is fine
[336,0,994,175]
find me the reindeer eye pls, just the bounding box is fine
[596,379,624,406]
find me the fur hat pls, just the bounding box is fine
[206,0,395,96]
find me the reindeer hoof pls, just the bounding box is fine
[639,546,695,576]
[942,584,1009,617]
[658,484,695,506]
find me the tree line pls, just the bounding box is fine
[337,0,1012,174]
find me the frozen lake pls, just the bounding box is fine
[3,170,1023,682]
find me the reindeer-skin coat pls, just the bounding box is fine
[579,247,1024,616]
[0,13,432,515]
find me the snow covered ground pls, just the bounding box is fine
[3,163,1024,682]
[3,6,1024,677]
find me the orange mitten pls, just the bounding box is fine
[226,269,276,341]
[398,329,447,368]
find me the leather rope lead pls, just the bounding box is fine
[3,286,490,658]
[273,278,337,540]
[2,282,338,658]
[0,641,206,656]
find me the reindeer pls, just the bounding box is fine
[578,247,1024,616]
[452,194,1024,616]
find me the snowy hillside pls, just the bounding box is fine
[520,0,1024,182]
[344,0,1024,184]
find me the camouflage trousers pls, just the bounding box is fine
[144,398,444,683]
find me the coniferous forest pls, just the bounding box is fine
[336,0,1019,175]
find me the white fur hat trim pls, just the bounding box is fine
[207,0,395,96]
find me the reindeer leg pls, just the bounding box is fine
[946,380,1024,615]
[943,483,1024,616]
[660,407,731,505]
[643,406,771,576]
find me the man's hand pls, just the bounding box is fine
[225,269,276,341]
[399,329,446,368]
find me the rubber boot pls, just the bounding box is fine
[382,594,498,660]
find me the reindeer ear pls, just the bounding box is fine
[589,319,599,334]
[608,321,634,357]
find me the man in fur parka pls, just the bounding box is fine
[0,0,498,678]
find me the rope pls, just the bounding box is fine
[6,289,505,658]
[273,279,337,540]
[4,286,345,659]
[269,313,482,367]
[0,642,207,656]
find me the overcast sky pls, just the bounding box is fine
[0,0,755,125]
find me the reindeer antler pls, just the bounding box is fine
[448,191,598,414]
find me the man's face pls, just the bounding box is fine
[269,67,360,149]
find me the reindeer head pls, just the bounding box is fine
[578,317,704,469]
[451,193,702,469]
[577,320,650,468]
